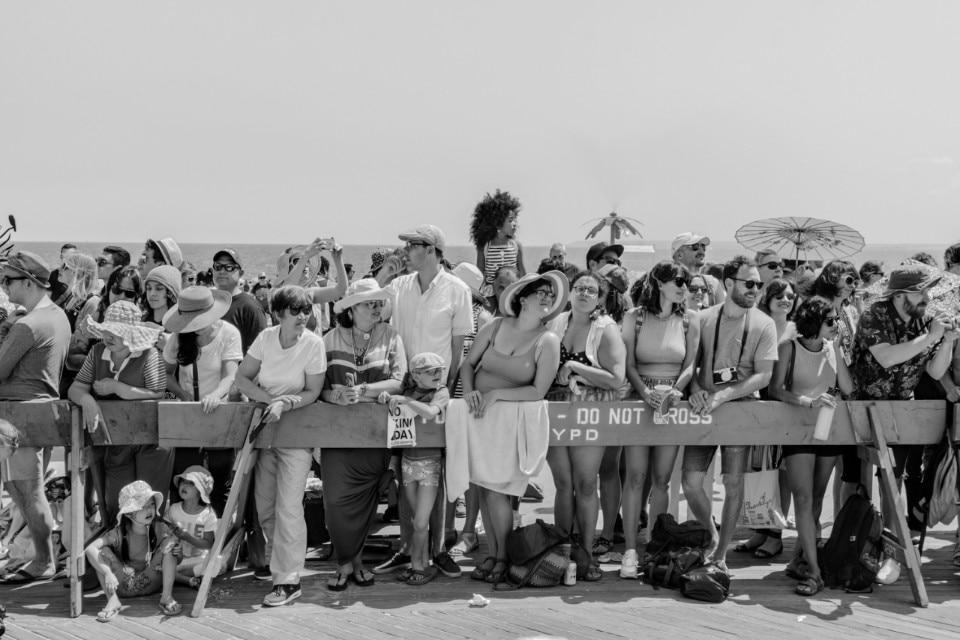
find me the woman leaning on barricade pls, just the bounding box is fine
[319,279,405,590]
[234,285,327,607]
[768,296,853,597]
[454,271,566,585]
[618,260,701,579]
[161,286,242,517]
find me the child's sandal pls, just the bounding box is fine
[159,599,182,616]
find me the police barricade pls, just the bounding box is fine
[0,399,952,616]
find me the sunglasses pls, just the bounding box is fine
[687,285,706,294]
[573,285,599,297]
[0,275,26,286]
[775,292,797,301]
[684,243,705,252]
[731,278,764,290]
[111,284,137,297]
[212,262,241,272]
[762,261,785,270]
[361,300,385,309]
[533,289,556,301]
[95,257,112,267]
[286,305,311,317]
[661,277,689,289]
[602,256,621,266]
[823,316,838,327]
[843,275,861,286]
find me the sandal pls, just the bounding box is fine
[582,559,603,582]
[591,536,612,556]
[484,560,508,584]
[96,605,121,623]
[396,568,414,582]
[752,540,783,560]
[406,566,438,586]
[449,532,479,557]
[795,574,825,597]
[351,568,375,587]
[734,533,767,553]
[158,599,182,616]
[470,556,496,581]
[327,572,350,591]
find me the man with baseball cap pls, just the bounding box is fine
[585,241,624,271]
[848,263,959,582]
[672,232,725,306]
[0,251,70,583]
[213,248,267,355]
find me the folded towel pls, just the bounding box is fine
[445,399,550,498]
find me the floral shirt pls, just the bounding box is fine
[851,299,936,400]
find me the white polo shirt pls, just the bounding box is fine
[387,270,472,370]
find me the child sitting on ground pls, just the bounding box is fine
[159,465,218,614]
[379,352,451,585]
[85,480,166,623]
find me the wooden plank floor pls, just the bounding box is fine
[3,470,960,640]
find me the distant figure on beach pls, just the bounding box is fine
[470,189,526,297]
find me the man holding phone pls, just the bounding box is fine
[680,255,779,571]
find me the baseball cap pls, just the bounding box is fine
[671,232,711,253]
[586,242,624,265]
[213,248,242,267]
[398,225,447,252]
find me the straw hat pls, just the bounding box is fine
[173,465,214,505]
[333,278,394,313]
[162,286,232,334]
[499,270,570,322]
[274,246,322,287]
[117,480,164,525]
[85,301,162,353]
[150,238,184,270]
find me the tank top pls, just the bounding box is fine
[785,337,837,399]
[634,311,686,380]
[474,318,543,392]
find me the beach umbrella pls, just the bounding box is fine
[862,259,960,314]
[735,216,865,265]
[583,212,643,245]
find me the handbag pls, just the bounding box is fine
[737,445,788,529]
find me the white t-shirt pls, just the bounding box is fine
[248,325,327,396]
[163,322,243,400]
[167,501,218,559]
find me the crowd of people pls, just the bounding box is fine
[1,193,959,618]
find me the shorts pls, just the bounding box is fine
[2,446,45,483]
[682,445,748,475]
[401,457,441,487]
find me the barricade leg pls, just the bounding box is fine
[68,406,85,618]
[190,409,263,618]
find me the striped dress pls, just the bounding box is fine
[481,239,520,295]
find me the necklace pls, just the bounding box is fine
[349,326,373,366]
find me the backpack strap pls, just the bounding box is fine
[785,339,797,391]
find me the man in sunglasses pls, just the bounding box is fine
[213,248,267,355]
[0,251,70,584]
[585,241,623,271]
[681,255,779,571]
[672,232,725,306]
[96,246,131,292]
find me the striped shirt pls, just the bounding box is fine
[482,239,520,289]
[322,323,407,388]
[75,343,166,397]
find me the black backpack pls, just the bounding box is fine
[642,514,712,589]
[680,563,731,603]
[820,485,883,592]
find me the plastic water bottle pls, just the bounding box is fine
[813,397,836,441]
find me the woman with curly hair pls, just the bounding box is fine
[470,189,526,296]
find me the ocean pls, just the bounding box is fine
[12,239,952,284]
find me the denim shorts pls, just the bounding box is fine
[682,445,749,475]
[401,457,441,487]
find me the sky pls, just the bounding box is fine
[2,1,959,247]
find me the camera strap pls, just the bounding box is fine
[711,307,750,374]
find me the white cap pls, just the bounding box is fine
[671,232,711,253]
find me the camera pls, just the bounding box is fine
[712,367,738,385]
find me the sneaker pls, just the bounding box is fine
[262,583,301,606]
[372,552,411,575]
[619,549,639,579]
[432,552,462,578]
[253,566,271,581]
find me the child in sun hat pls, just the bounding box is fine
[85,480,166,622]
[68,301,171,525]
[158,465,219,612]
[378,352,452,586]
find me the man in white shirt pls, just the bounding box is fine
[375,224,471,579]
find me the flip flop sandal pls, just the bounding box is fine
[752,542,784,560]
[734,536,766,553]
[795,575,825,597]
[582,560,603,582]
[470,557,496,581]
[352,569,375,587]
[406,567,438,586]
[327,572,350,592]
[484,561,508,584]
[159,600,182,616]
[96,605,121,623]
[449,532,479,557]
[396,568,414,582]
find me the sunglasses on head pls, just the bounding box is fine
[823,316,838,327]
[212,263,240,273]
[111,283,137,297]
[286,305,311,317]
[731,278,763,290]
[762,261,785,270]
[775,292,796,301]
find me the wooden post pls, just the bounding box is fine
[68,406,85,618]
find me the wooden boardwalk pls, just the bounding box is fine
[3,469,960,640]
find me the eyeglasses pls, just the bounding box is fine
[212,263,241,273]
[731,278,764,290]
[361,300,385,309]
[0,276,26,286]
[683,243,704,252]
[573,285,599,297]
[775,292,797,301]
[762,261,785,270]
[661,277,688,289]
[687,285,706,294]
[111,284,137,297]
[286,305,311,317]
[823,316,838,327]
[532,289,556,302]
[843,275,861,286]
[95,257,112,267]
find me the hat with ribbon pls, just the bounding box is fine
[2,250,52,288]
[499,270,570,322]
[162,286,232,334]
[333,278,394,313]
[117,480,164,525]
[85,301,162,353]
[173,465,214,505]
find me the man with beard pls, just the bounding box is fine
[850,263,959,582]
[681,255,778,571]
[672,232,725,306]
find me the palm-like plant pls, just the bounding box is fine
[583,212,643,245]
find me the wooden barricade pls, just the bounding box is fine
[0,399,950,616]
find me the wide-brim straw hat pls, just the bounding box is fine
[333,278,394,313]
[173,465,214,505]
[274,246,322,287]
[85,301,162,353]
[116,480,164,526]
[499,270,570,323]
[162,287,232,334]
